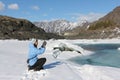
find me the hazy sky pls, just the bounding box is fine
[0,0,120,22]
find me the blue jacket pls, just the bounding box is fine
[28,42,45,66]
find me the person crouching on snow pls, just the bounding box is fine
[27,39,47,71]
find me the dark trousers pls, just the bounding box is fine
[28,58,46,71]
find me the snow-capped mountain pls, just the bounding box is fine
[34,20,86,35]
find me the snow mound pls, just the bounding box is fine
[59,40,84,53]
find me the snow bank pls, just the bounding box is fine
[65,38,120,44]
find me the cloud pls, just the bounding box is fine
[0,1,5,11]
[32,6,40,10]
[71,12,106,22]
[8,3,19,10]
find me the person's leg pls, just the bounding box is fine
[28,58,46,71]
[34,58,46,71]
[28,65,34,71]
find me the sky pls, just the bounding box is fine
[0,0,120,22]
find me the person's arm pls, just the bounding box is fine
[34,47,45,55]
[35,41,47,55]
[41,41,47,48]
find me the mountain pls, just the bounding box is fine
[64,6,120,39]
[2,6,120,39]
[89,6,120,30]
[0,15,63,40]
[34,20,85,35]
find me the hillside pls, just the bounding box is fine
[89,6,120,30]
[64,6,120,39]
[0,15,63,40]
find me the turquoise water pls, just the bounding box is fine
[69,44,120,68]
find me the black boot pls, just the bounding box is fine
[28,65,34,71]
[34,67,44,71]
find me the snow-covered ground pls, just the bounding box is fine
[0,39,120,80]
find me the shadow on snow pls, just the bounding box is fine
[44,61,62,69]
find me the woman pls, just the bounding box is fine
[27,39,47,71]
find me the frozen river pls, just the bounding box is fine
[69,43,120,68]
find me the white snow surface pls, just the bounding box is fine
[0,39,120,80]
